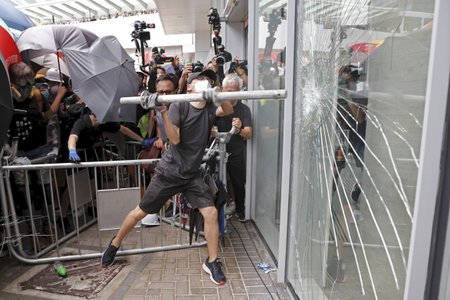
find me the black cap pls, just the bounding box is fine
[187,69,217,85]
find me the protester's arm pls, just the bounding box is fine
[44,84,67,119]
[215,100,233,117]
[159,106,180,145]
[154,125,164,148]
[177,64,192,94]
[232,117,252,139]
[119,125,157,148]
[68,134,78,150]
[119,125,143,142]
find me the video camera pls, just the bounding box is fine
[207,8,221,32]
[207,8,232,66]
[131,20,155,42]
[152,47,174,65]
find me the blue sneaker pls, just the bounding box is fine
[202,258,226,285]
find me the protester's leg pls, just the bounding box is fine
[227,163,246,215]
[199,206,219,260]
[111,205,147,247]
[102,171,181,267]
[187,175,226,285]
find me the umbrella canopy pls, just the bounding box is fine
[32,53,70,76]
[0,25,21,69]
[0,53,13,148]
[0,0,34,31]
[17,25,98,63]
[63,35,140,122]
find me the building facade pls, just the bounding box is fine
[220,0,449,299]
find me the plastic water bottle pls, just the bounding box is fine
[53,261,67,277]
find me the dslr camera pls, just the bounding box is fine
[152,47,174,64]
[191,61,204,72]
[215,44,232,66]
[228,59,248,73]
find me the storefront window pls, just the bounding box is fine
[286,0,435,299]
[252,0,287,257]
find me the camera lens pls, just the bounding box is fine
[216,56,225,66]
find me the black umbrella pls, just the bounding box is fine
[0,53,13,148]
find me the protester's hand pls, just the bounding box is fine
[141,137,157,148]
[181,63,192,79]
[155,104,168,113]
[172,55,180,68]
[68,149,80,163]
[232,117,242,130]
[154,138,164,149]
[57,83,68,99]
[210,56,219,72]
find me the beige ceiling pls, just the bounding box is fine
[11,0,215,34]
[10,0,157,24]
[11,0,247,35]
[154,0,214,34]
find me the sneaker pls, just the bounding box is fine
[351,183,361,203]
[225,202,236,216]
[101,237,118,267]
[202,258,226,285]
[236,211,247,222]
[141,213,160,227]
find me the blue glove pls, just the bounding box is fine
[141,137,157,148]
[68,149,80,163]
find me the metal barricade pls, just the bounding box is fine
[0,156,207,265]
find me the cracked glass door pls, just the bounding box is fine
[286,0,435,299]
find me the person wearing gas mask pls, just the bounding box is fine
[8,62,59,236]
[42,68,69,157]
[8,62,55,158]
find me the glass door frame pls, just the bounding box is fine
[405,0,450,298]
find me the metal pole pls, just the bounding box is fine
[120,88,287,108]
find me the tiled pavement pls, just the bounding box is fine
[0,217,292,300]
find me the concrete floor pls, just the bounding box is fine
[0,217,292,300]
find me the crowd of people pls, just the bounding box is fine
[45,9,158,26]
[5,52,253,286]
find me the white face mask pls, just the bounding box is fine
[194,80,211,93]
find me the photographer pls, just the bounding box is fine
[165,55,184,78]
[214,73,252,221]
[228,58,248,90]
[177,60,206,93]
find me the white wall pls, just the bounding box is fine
[74,14,194,52]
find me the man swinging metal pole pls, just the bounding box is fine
[120,88,287,109]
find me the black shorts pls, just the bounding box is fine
[139,169,214,214]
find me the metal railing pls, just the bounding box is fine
[0,145,206,265]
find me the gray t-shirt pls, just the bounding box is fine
[157,101,216,179]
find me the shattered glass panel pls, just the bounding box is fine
[286,0,435,299]
[252,0,287,256]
